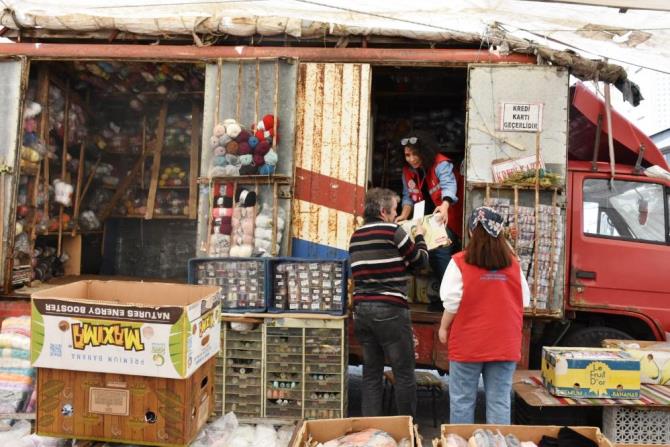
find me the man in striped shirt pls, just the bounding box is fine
[349,187,429,417]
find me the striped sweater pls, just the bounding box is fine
[349,219,429,307]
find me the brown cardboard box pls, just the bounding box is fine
[291,416,415,446]
[434,425,613,447]
[31,280,221,379]
[603,339,670,385]
[35,356,216,446]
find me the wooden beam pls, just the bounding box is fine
[145,101,168,220]
[98,155,146,222]
[71,141,85,236]
[516,0,670,11]
[188,102,200,220]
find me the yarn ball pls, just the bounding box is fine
[213,183,233,197]
[258,164,276,175]
[218,134,232,147]
[225,123,242,139]
[230,244,253,258]
[209,135,220,149]
[239,154,253,166]
[242,234,255,245]
[257,114,275,131]
[213,155,228,167]
[239,164,258,175]
[221,165,240,176]
[232,207,242,219]
[237,142,252,155]
[247,136,259,149]
[221,216,232,225]
[253,153,266,167]
[255,129,272,142]
[220,222,232,235]
[232,216,240,228]
[225,141,239,155]
[213,124,226,137]
[225,154,240,166]
[213,146,226,156]
[215,196,233,208]
[264,149,278,166]
[208,166,227,178]
[235,189,257,207]
[223,118,237,126]
[241,216,254,231]
[255,227,273,240]
[235,130,250,143]
[255,214,272,228]
[255,140,271,156]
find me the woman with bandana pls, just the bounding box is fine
[438,206,530,424]
[396,130,463,312]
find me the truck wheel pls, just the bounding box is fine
[560,326,633,348]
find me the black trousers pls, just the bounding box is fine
[354,301,416,417]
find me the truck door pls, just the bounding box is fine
[1,58,28,292]
[291,63,371,259]
[570,172,670,333]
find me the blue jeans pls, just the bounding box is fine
[448,360,516,424]
[427,228,460,305]
[354,302,416,417]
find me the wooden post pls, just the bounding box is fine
[145,101,168,220]
[271,59,279,155]
[71,142,85,236]
[271,181,279,256]
[36,67,50,225]
[189,102,200,219]
[78,157,101,211]
[57,81,70,256]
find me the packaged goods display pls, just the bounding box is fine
[191,258,266,311]
[270,260,347,315]
[485,198,563,309]
[265,326,304,418]
[303,328,346,419]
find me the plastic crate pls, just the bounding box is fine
[267,258,348,315]
[188,257,268,312]
[603,406,670,445]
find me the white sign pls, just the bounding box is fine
[499,102,543,132]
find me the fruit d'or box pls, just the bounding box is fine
[31,280,221,379]
[36,356,215,446]
[541,347,640,399]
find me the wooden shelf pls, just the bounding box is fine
[201,174,292,185]
[109,214,191,220]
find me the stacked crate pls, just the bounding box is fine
[216,321,264,418]
[215,315,347,420]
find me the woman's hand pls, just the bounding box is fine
[435,201,450,225]
[395,205,413,223]
[438,326,448,344]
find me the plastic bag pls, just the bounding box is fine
[322,428,398,447]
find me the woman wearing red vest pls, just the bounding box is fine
[396,131,463,312]
[438,206,530,424]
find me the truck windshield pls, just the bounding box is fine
[583,179,666,243]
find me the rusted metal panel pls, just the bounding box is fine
[0,58,27,292]
[291,63,370,258]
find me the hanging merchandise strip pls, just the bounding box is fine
[546,188,559,308]
[205,60,224,254]
[531,132,541,314]
[271,60,280,255]
[513,186,519,253]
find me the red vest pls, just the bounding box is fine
[402,154,464,238]
[448,252,523,362]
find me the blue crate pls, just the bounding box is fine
[267,257,348,315]
[188,257,269,313]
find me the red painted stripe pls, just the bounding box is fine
[294,167,365,215]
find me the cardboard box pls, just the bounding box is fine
[36,356,215,446]
[31,280,221,379]
[603,339,670,385]
[434,425,613,447]
[541,347,640,399]
[291,416,415,447]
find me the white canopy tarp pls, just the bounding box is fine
[2,0,669,74]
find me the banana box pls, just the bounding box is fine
[541,347,640,399]
[603,339,670,385]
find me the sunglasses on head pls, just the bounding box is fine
[401,136,418,146]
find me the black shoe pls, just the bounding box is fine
[427,301,444,312]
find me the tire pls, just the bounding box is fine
[560,326,633,348]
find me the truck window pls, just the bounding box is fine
[583,179,666,243]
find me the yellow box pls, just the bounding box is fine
[541,347,640,399]
[603,339,670,385]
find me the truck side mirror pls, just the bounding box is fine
[638,198,649,225]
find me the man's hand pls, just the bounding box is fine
[414,221,425,236]
[438,326,448,344]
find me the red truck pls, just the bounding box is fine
[349,81,670,371]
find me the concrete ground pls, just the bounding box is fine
[347,366,488,447]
